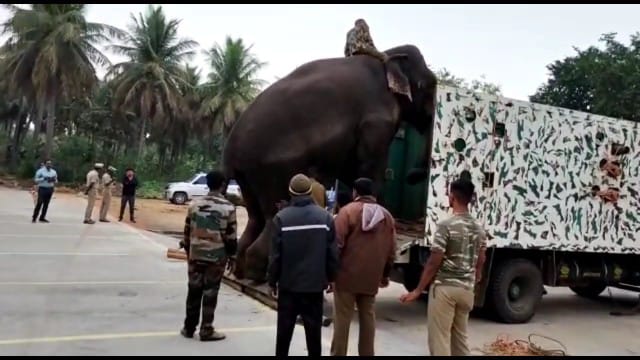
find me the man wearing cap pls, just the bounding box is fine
[99,166,117,222]
[84,163,103,224]
[268,174,339,357]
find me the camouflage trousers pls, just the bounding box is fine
[184,261,225,336]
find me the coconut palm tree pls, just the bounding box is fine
[0,4,125,159]
[107,5,198,158]
[200,36,266,143]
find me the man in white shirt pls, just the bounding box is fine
[32,160,57,223]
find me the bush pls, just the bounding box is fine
[136,180,165,199]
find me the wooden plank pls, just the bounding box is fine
[165,248,277,309]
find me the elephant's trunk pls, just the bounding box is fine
[406,89,437,185]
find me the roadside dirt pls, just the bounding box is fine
[74,192,247,236]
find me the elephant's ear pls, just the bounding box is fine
[386,55,412,101]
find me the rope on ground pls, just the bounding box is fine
[476,333,568,356]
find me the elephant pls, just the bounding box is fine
[223,44,438,283]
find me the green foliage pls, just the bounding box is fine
[136,180,165,199]
[531,32,640,121]
[435,68,502,95]
[0,5,264,198]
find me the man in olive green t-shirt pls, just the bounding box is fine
[399,176,486,356]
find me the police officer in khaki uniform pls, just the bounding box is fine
[84,163,103,224]
[399,176,487,356]
[99,166,117,222]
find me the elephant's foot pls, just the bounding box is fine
[234,217,264,280]
[233,258,246,280]
[244,250,269,284]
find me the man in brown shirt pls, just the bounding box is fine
[330,177,396,356]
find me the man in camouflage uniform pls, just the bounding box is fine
[180,170,237,341]
[344,19,388,62]
[400,176,487,356]
[344,18,412,101]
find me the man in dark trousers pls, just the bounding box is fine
[32,159,57,223]
[268,173,339,357]
[119,168,139,222]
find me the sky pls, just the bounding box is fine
[1,4,640,101]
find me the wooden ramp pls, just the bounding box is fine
[165,248,277,310]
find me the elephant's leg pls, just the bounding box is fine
[232,175,265,280]
[356,117,395,192]
[245,217,276,284]
[234,215,264,279]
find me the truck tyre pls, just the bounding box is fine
[172,192,188,205]
[488,259,543,324]
[570,282,607,299]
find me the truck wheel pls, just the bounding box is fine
[488,259,543,324]
[172,192,188,205]
[570,282,607,299]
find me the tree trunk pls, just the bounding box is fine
[137,117,146,159]
[9,111,28,171]
[43,100,56,160]
[32,104,44,143]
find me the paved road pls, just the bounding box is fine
[1,187,640,356]
[0,187,318,356]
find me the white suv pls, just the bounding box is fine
[165,173,242,205]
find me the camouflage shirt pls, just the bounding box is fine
[344,22,387,61]
[432,213,486,290]
[184,192,237,264]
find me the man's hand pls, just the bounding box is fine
[270,286,278,299]
[399,290,421,304]
[326,282,335,294]
[379,277,390,288]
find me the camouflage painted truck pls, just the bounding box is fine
[377,84,640,324]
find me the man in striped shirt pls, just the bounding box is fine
[268,173,339,357]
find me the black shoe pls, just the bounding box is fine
[118,217,123,222]
[99,219,110,223]
[180,328,194,339]
[199,331,226,342]
[32,218,36,223]
[83,219,95,224]
[130,219,136,223]
[39,219,49,223]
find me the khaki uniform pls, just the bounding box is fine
[84,169,100,221]
[182,192,237,338]
[310,179,326,208]
[99,173,114,221]
[428,213,486,356]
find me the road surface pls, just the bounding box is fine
[0,187,316,356]
[1,187,639,356]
